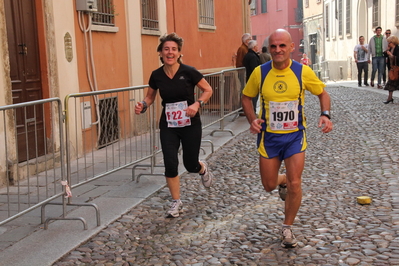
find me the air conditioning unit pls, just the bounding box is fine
[76,0,98,12]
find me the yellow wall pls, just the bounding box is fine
[74,0,129,92]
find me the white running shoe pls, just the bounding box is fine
[199,161,214,188]
[166,199,183,218]
[281,227,298,248]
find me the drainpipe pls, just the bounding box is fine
[322,2,326,81]
[172,0,176,32]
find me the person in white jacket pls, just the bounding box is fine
[354,36,370,87]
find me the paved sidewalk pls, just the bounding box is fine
[2,80,399,265]
[0,111,249,266]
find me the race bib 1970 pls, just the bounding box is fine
[165,101,191,128]
[269,100,299,131]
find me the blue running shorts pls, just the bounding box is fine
[257,130,307,161]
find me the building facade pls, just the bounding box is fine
[249,0,304,62]
[0,0,249,184]
[302,0,324,78]
[305,0,398,81]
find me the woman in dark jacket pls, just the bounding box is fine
[383,35,399,104]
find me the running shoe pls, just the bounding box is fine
[278,184,287,201]
[281,227,298,248]
[199,161,214,188]
[166,199,183,218]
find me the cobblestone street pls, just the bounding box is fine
[53,85,399,266]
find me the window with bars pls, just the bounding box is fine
[250,0,257,16]
[338,0,343,36]
[142,0,159,30]
[92,0,115,27]
[198,0,215,26]
[372,0,379,28]
[325,5,330,39]
[345,0,351,35]
[261,0,267,13]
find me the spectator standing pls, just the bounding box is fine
[135,33,214,218]
[236,33,252,67]
[243,40,261,112]
[383,35,399,104]
[354,36,370,87]
[241,29,333,248]
[369,26,388,88]
[259,46,272,64]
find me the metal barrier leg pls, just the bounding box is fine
[44,217,88,230]
[210,129,234,136]
[132,164,164,182]
[41,202,100,229]
[231,112,240,122]
[201,140,214,154]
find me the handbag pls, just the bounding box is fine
[389,56,399,81]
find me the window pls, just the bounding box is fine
[305,0,309,8]
[295,0,303,22]
[325,5,330,39]
[372,0,379,28]
[338,0,342,36]
[141,0,159,30]
[92,0,115,26]
[250,0,257,16]
[276,0,281,11]
[198,0,215,27]
[396,0,399,25]
[261,0,267,13]
[345,0,351,35]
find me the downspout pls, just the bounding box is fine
[172,0,176,32]
[322,1,326,81]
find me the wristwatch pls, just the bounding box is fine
[320,110,331,120]
[197,100,205,108]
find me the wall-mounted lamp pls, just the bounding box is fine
[299,39,304,53]
[310,38,316,46]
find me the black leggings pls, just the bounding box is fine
[160,122,202,177]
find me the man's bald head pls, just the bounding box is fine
[268,29,295,69]
[269,29,292,43]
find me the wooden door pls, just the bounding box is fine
[5,0,45,162]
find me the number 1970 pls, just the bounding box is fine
[272,111,294,122]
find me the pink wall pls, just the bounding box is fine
[251,1,303,62]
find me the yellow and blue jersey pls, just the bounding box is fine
[242,60,325,134]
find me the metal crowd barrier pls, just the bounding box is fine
[0,98,66,227]
[200,68,245,136]
[56,85,159,228]
[0,67,245,229]
[133,67,246,182]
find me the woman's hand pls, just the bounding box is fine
[184,103,200,117]
[135,101,145,114]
